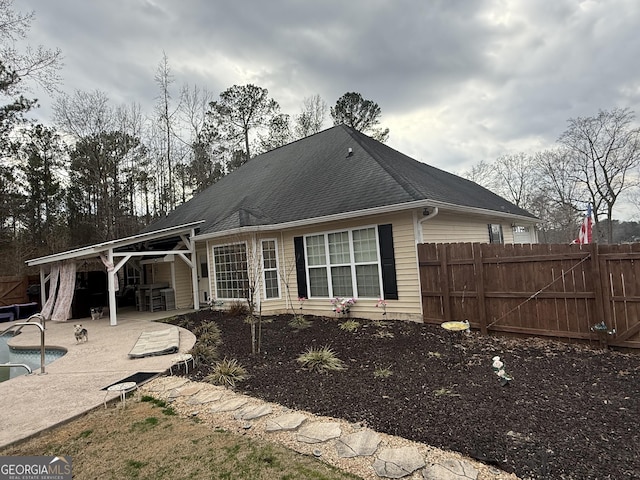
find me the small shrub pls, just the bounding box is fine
[194,322,223,346]
[297,346,346,373]
[339,320,360,332]
[189,342,219,365]
[373,366,393,378]
[289,315,312,330]
[371,320,391,328]
[374,330,394,339]
[228,301,249,316]
[206,358,248,388]
[433,387,460,397]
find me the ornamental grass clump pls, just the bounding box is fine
[289,315,312,330]
[373,366,393,378]
[194,322,223,347]
[339,320,360,332]
[206,357,248,388]
[297,346,346,373]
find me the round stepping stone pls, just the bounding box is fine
[373,446,426,479]
[234,404,273,421]
[209,397,248,413]
[335,429,381,457]
[265,413,307,432]
[296,421,342,443]
[422,459,478,480]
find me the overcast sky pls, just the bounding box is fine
[18,0,640,206]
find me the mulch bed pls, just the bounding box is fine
[171,310,639,480]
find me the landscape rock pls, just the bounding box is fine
[335,429,381,457]
[265,413,307,431]
[296,421,342,443]
[234,404,273,421]
[422,459,479,480]
[208,397,248,413]
[373,446,426,478]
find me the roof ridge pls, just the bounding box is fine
[343,127,425,200]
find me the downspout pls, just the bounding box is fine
[417,207,439,244]
[415,207,439,323]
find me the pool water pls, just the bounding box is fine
[0,334,66,382]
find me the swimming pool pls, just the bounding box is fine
[0,334,66,382]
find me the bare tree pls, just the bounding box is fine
[534,149,582,242]
[53,89,114,138]
[558,108,640,243]
[0,0,62,92]
[154,52,181,210]
[294,94,327,139]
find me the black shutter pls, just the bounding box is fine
[378,224,398,300]
[294,236,308,298]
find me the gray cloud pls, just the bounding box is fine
[19,0,640,185]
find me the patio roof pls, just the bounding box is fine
[25,221,204,267]
[25,221,204,326]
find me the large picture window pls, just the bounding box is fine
[305,227,381,299]
[261,239,280,299]
[213,243,248,299]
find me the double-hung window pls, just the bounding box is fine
[305,227,381,298]
[213,243,248,299]
[261,239,280,299]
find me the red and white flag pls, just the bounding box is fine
[576,204,592,244]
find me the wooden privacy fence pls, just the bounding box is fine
[0,276,28,306]
[418,242,640,349]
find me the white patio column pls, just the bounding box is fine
[107,248,118,326]
[190,229,200,310]
[39,266,47,308]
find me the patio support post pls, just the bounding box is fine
[190,229,199,310]
[39,266,47,308]
[107,248,118,326]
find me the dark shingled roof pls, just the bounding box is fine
[144,125,535,236]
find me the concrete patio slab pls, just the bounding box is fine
[0,309,196,448]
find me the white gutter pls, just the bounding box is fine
[192,200,537,242]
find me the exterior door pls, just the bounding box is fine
[197,250,210,304]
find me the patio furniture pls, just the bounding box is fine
[103,381,137,408]
[170,353,195,375]
[136,283,169,311]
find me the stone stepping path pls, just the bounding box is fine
[265,412,307,432]
[373,446,426,478]
[209,397,248,413]
[141,379,509,480]
[296,421,341,443]
[335,429,381,457]
[423,459,479,480]
[234,404,272,421]
[186,390,224,405]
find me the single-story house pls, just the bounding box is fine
[27,125,538,325]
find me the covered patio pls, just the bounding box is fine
[25,222,204,326]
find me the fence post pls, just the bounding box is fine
[590,243,608,327]
[440,244,451,321]
[473,243,488,334]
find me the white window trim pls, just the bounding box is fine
[212,241,249,301]
[261,238,281,301]
[303,225,383,299]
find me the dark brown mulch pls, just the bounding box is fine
[171,311,640,480]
